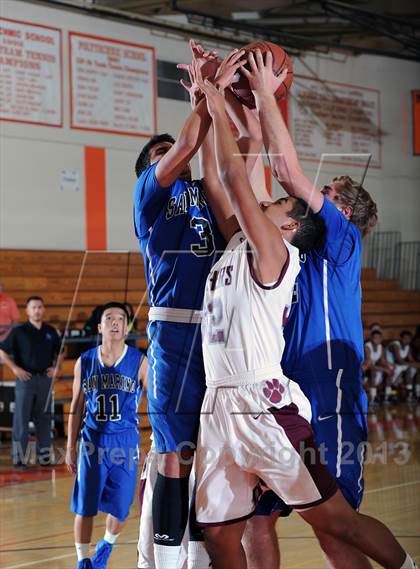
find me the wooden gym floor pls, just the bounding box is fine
[0,404,419,569]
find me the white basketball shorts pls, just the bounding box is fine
[196,377,338,525]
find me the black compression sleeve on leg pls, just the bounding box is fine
[152,473,189,546]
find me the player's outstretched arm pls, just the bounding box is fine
[65,358,84,475]
[155,97,211,188]
[224,91,273,204]
[154,40,219,188]
[241,50,323,213]
[199,125,240,242]
[225,91,261,172]
[181,54,241,242]
[199,77,287,283]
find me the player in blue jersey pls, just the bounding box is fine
[133,43,246,569]
[66,302,148,569]
[236,50,416,569]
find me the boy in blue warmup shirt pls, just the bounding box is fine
[66,302,148,569]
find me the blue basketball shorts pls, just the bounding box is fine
[71,427,140,521]
[255,373,368,515]
[146,320,206,453]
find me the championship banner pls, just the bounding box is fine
[289,76,382,168]
[69,32,156,137]
[0,18,62,127]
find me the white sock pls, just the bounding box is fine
[104,529,119,545]
[385,386,392,398]
[188,540,211,569]
[75,543,90,561]
[154,543,181,569]
[399,553,417,569]
[369,387,377,401]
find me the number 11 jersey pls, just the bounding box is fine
[81,345,144,433]
[134,163,225,310]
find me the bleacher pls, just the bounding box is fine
[1,250,420,433]
[0,249,150,433]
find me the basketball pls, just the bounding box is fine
[231,41,294,109]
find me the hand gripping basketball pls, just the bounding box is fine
[231,41,294,109]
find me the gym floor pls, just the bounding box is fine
[0,404,419,568]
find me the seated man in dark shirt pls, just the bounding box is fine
[0,296,63,467]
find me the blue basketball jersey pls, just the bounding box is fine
[282,197,364,384]
[133,163,225,310]
[80,345,143,433]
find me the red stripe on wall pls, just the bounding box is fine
[413,90,420,155]
[264,166,272,197]
[84,147,107,250]
[279,97,288,125]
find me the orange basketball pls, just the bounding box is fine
[231,41,293,109]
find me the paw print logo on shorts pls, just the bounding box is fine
[263,378,285,404]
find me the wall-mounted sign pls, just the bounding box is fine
[0,18,62,126]
[69,32,156,137]
[289,76,381,169]
[60,170,80,192]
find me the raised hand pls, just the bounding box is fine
[214,48,246,90]
[179,63,203,108]
[194,63,226,118]
[177,38,219,81]
[241,49,288,97]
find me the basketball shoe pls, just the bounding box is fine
[77,559,93,569]
[92,539,113,569]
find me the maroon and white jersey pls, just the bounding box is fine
[201,231,301,388]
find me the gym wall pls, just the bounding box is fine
[1,0,419,251]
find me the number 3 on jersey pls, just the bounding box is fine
[190,217,215,257]
[96,393,121,422]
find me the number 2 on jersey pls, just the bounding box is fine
[96,393,121,422]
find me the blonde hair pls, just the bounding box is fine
[333,175,378,237]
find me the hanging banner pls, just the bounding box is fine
[69,32,156,137]
[289,76,381,169]
[0,18,62,126]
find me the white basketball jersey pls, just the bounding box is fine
[365,341,383,364]
[202,232,301,388]
[387,340,409,363]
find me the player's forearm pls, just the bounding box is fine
[225,89,262,141]
[225,90,263,176]
[199,125,218,183]
[212,109,250,201]
[67,406,83,450]
[255,91,303,187]
[176,96,212,161]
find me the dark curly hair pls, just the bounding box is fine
[286,198,326,253]
[333,175,378,238]
[135,133,175,178]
